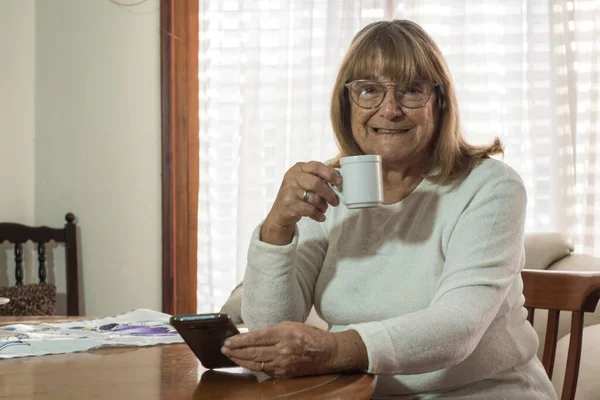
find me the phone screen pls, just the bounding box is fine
[170,313,240,369]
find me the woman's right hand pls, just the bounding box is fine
[261,161,342,245]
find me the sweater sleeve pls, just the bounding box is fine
[241,218,328,330]
[347,175,527,375]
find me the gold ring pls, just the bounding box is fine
[302,190,311,203]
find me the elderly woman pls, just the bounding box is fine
[221,20,557,399]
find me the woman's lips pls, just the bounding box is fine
[371,127,413,134]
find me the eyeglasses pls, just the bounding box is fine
[344,80,439,109]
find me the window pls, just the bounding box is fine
[196,0,600,312]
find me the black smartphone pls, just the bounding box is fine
[170,313,240,369]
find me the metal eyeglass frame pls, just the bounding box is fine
[344,79,440,110]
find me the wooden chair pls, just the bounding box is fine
[522,269,600,400]
[0,213,80,316]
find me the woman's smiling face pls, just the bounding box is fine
[349,76,439,168]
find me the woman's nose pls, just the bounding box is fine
[379,88,404,119]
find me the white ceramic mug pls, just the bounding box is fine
[331,155,384,209]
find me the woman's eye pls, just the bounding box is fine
[359,85,379,96]
[406,86,423,94]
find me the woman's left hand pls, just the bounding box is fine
[221,321,337,378]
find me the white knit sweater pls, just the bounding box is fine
[242,159,557,399]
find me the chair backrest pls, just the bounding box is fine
[0,213,79,315]
[522,269,600,400]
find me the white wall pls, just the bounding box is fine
[34,0,162,316]
[0,0,35,225]
[0,0,35,288]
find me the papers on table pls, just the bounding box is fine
[0,308,184,359]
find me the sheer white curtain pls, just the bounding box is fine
[197,0,600,312]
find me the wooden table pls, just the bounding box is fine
[0,317,376,399]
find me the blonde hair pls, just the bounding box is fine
[329,20,503,182]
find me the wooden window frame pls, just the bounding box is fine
[160,0,199,315]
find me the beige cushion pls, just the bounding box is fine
[549,253,600,273]
[551,324,600,400]
[524,233,574,270]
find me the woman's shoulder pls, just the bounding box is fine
[468,157,524,186]
[436,158,525,201]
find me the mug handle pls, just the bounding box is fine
[328,167,343,198]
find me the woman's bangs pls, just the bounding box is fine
[346,28,433,84]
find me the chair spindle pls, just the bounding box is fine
[38,242,47,283]
[562,311,585,400]
[15,242,24,286]
[542,309,560,378]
